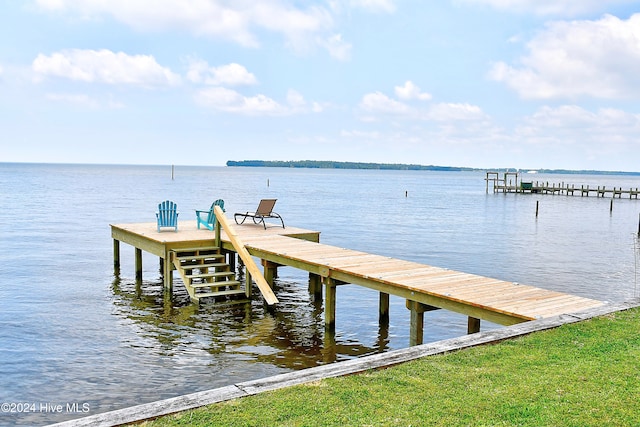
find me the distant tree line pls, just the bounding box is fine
[225,160,477,171]
[226,160,640,175]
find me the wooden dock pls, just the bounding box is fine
[111,208,603,345]
[486,171,640,198]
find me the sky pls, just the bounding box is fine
[1,0,640,171]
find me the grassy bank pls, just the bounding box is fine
[139,308,640,426]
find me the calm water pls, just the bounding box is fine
[1,163,639,426]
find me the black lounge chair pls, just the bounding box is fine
[234,198,285,229]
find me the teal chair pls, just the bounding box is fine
[196,199,225,230]
[156,200,178,232]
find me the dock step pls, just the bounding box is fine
[175,253,224,262]
[171,246,248,303]
[186,271,235,280]
[190,280,242,290]
[181,262,228,270]
[192,289,247,301]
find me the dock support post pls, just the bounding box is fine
[468,316,481,334]
[379,292,389,325]
[228,251,236,273]
[407,301,439,346]
[135,248,143,282]
[324,277,337,331]
[309,273,323,300]
[245,265,253,299]
[407,300,425,346]
[262,260,278,288]
[162,249,173,295]
[245,266,253,298]
[113,239,120,273]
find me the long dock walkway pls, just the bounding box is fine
[111,212,603,345]
[486,171,640,198]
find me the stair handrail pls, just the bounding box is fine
[214,206,279,305]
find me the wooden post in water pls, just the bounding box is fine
[162,247,173,295]
[379,292,390,325]
[262,260,278,289]
[407,300,425,346]
[536,200,539,217]
[610,199,614,213]
[468,317,481,334]
[309,274,323,300]
[324,277,337,331]
[135,248,143,282]
[113,239,120,272]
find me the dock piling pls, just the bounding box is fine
[379,292,390,325]
[468,317,481,334]
[324,278,337,331]
[113,239,120,272]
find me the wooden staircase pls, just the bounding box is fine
[171,246,247,303]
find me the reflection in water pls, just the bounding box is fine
[110,268,392,375]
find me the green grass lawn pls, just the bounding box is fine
[139,307,640,426]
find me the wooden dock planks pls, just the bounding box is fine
[112,218,603,329]
[238,231,603,325]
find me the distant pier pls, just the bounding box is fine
[486,172,640,199]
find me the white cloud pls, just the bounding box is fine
[520,105,640,135]
[44,93,125,109]
[360,91,411,114]
[394,81,432,101]
[490,14,640,99]
[286,89,306,108]
[187,60,257,86]
[45,93,100,108]
[194,86,289,115]
[318,33,352,61]
[194,87,320,115]
[32,49,181,87]
[509,105,640,167]
[459,0,637,16]
[35,0,340,57]
[359,86,485,123]
[340,129,382,139]
[426,103,487,121]
[350,0,396,13]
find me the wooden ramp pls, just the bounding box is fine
[236,233,604,329]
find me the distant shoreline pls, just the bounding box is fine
[226,160,640,176]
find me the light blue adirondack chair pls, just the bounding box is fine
[196,199,225,230]
[156,200,179,232]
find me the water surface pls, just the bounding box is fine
[1,164,638,425]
